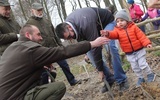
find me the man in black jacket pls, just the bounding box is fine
[55,7,129,93]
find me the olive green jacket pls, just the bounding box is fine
[0,15,21,55]
[26,16,62,47]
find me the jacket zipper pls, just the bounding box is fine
[125,29,134,52]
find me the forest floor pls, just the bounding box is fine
[55,48,160,100]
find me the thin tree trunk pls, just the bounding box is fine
[103,0,110,7]
[119,0,128,9]
[18,0,27,21]
[92,0,101,8]
[60,0,67,19]
[69,0,77,11]
[43,0,51,22]
[77,0,82,8]
[55,0,63,22]
[110,0,117,11]
[140,0,146,13]
[84,0,91,7]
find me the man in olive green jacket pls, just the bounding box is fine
[0,0,21,55]
[0,24,109,100]
[26,2,80,86]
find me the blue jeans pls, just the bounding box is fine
[57,59,76,85]
[87,21,127,84]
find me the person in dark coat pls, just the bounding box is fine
[55,7,129,93]
[26,2,81,86]
[0,0,21,56]
[0,24,109,100]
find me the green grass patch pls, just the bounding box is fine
[152,50,160,56]
[56,64,95,80]
[122,59,130,71]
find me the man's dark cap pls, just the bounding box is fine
[0,0,11,6]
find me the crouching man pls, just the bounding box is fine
[0,24,109,100]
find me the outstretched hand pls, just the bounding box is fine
[100,30,109,37]
[90,37,110,48]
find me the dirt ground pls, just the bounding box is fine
[55,51,160,100]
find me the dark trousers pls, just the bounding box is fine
[57,59,76,85]
[41,60,76,85]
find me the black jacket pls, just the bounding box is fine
[65,7,114,71]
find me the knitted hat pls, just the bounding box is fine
[127,0,134,4]
[115,9,130,21]
[31,2,43,10]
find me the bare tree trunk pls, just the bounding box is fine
[140,0,146,13]
[18,0,27,21]
[84,0,91,7]
[119,0,128,9]
[43,0,51,22]
[69,0,77,11]
[103,0,110,7]
[60,0,67,19]
[110,0,117,11]
[143,0,148,10]
[55,0,63,22]
[91,0,101,8]
[77,0,82,8]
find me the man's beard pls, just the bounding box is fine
[1,13,10,18]
[34,13,43,18]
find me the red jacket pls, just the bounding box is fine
[108,22,151,53]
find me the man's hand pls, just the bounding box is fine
[90,37,110,48]
[148,0,160,9]
[100,30,109,37]
[84,54,91,64]
[99,71,105,81]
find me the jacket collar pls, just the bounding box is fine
[65,21,78,40]
[18,36,31,42]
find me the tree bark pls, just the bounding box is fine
[103,0,110,7]
[43,0,51,22]
[69,0,77,11]
[84,0,91,7]
[77,0,82,8]
[91,0,101,8]
[18,0,27,21]
[55,0,63,22]
[60,0,67,19]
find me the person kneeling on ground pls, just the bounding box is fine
[0,24,109,100]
